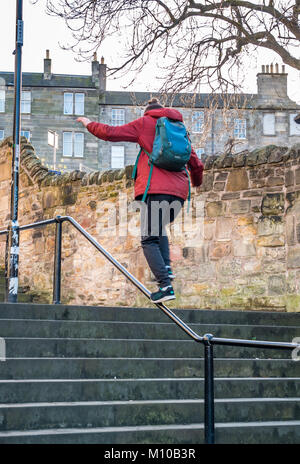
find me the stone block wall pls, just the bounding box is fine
[0,137,300,311]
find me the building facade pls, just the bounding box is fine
[0,52,299,172]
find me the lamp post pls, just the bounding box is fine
[5,0,23,303]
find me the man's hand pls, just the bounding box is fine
[77,117,92,128]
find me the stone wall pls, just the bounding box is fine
[0,137,300,311]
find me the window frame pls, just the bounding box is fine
[111,108,125,126]
[263,113,276,136]
[192,111,204,134]
[289,113,300,136]
[195,147,205,159]
[0,90,5,113]
[63,131,85,158]
[74,132,84,157]
[64,93,74,115]
[62,131,73,157]
[111,145,125,169]
[20,130,31,141]
[21,91,31,114]
[74,93,85,116]
[233,118,247,140]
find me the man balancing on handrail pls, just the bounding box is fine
[77,98,204,304]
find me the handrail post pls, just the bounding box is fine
[53,217,62,304]
[204,333,215,444]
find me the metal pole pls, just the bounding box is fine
[53,218,62,304]
[5,0,23,303]
[204,333,215,444]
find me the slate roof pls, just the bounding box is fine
[0,72,95,89]
[104,91,256,109]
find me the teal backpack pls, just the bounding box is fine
[132,116,192,208]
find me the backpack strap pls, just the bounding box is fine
[132,147,151,181]
[142,161,154,202]
[183,167,191,213]
[132,148,142,180]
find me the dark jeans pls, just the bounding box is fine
[140,194,184,288]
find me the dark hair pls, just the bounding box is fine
[144,97,164,113]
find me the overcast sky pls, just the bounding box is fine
[1,0,299,102]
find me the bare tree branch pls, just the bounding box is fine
[32,0,300,92]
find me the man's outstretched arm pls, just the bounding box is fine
[77,117,142,143]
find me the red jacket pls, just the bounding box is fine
[87,107,204,201]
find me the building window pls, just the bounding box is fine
[192,111,204,133]
[289,113,300,136]
[0,91,5,112]
[74,132,84,157]
[263,113,275,135]
[63,132,84,157]
[111,146,125,168]
[64,93,85,115]
[196,148,205,159]
[21,91,31,114]
[111,109,125,126]
[63,132,73,156]
[20,130,31,141]
[0,130,4,141]
[64,93,73,115]
[75,93,84,115]
[234,118,247,139]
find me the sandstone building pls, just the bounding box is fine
[0,52,299,173]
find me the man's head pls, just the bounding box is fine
[144,98,164,114]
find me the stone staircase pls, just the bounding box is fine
[0,302,299,444]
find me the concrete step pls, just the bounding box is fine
[0,318,298,343]
[0,421,299,444]
[1,337,295,359]
[0,358,298,380]
[0,398,299,432]
[0,378,299,404]
[0,303,299,326]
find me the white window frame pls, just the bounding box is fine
[21,91,31,114]
[111,108,125,126]
[63,132,73,157]
[20,130,31,141]
[63,132,84,157]
[289,113,300,136]
[196,148,205,159]
[263,113,276,136]
[0,130,4,141]
[75,93,85,116]
[192,111,204,133]
[111,146,125,168]
[64,93,74,115]
[234,118,247,140]
[74,132,84,157]
[64,92,85,115]
[0,90,5,112]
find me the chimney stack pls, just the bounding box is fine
[92,52,99,86]
[99,56,107,91]
[91,54,106,90]
[257,62,288,100]
[43,49,52,80]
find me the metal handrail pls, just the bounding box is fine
[0,215,299,444]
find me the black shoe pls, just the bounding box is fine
[166,266,175,280]
[150,285,176,303]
